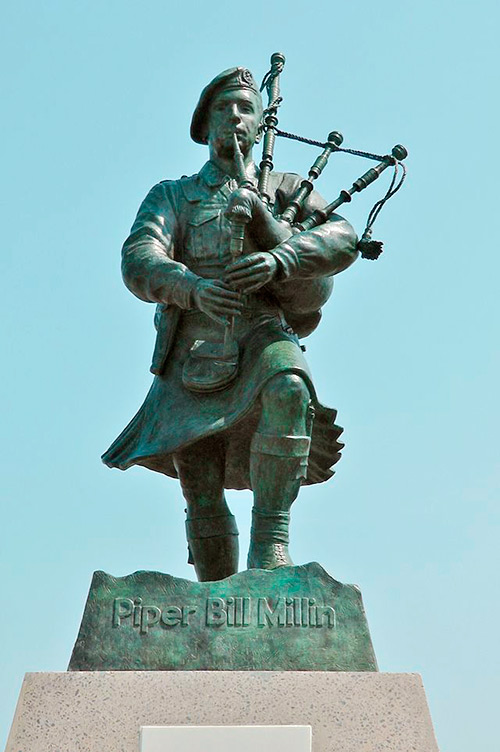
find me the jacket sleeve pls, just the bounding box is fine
[270,178,359,280]
[121,181,199,309]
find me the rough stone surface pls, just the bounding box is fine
[69,563,377,671]
[6,671,439,752]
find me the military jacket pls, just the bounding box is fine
[121,161,358,373]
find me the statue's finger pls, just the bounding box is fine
[226,259,264,275]
[209,301,242,316]
[226,264,267,282]
[232,271,268,289]
[213,304,243,316]
[212,280,241,292]
[226,255,260,272]
[210,290,243,306]
[235,279,266,293]
[210,286,242,300]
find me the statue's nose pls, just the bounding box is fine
[228,105,241,123]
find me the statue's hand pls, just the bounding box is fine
[193,278,243,326]
[225,188,293,251]
[225,189,292,250]
[224,187,260,223]
[225,252,278,293]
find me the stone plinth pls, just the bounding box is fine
[6,671,439,752]
[69,563,377,671]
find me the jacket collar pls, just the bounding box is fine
[199,160,259,188]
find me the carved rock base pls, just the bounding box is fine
[69,563,377,671]
[6,671,439,752]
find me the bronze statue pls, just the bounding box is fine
[102,56,406,582]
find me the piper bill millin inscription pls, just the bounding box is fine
[113,595,336,632]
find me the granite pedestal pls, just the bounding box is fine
[6,671,439,752]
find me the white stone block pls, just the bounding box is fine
[140,725,311,752]
[6,671,439,751]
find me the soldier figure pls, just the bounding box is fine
[102,66,358,581]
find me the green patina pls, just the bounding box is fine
[99,55,406,584]
[101,60,358,581]
[69,563,377,672]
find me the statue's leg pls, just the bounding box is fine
[248,373,312,570]
[173,435,239,582]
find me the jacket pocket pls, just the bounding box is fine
[185,206,223,260]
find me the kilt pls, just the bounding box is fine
[102,307,343,489]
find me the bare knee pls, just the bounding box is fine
[261,373,310,419]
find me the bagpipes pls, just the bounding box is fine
[256,52,408,260]
[183,53,407,392]
[223,51,408,346]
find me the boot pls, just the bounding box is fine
[247,432,311,570]
[186,513,239,582]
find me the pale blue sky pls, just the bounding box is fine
[1,1,499,749]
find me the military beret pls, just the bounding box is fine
[190,66,261,145]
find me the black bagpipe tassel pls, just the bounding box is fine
[357,227,383,260]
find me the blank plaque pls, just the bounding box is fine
[140,725,312,752]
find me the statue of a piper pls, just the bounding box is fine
[102,55,388,581]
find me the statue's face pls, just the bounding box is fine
[206,88,263,159]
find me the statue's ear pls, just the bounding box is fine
[254,121,264,144]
